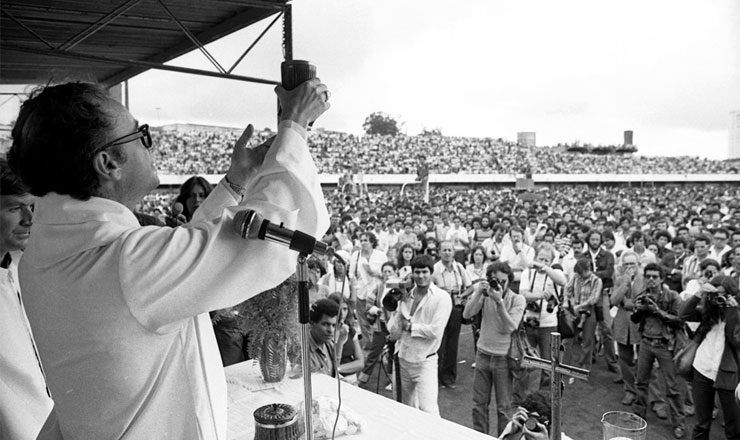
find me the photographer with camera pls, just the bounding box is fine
[433,240,473,389]
[609,251,645,405]
[630,263,687,438]
[679,275,740,439]
[516,243,566,398]
[358,261,398,386]
[585,229,619,374]
[424,237,440,260]
[680,259,721,332]
[463,262,526,436]
[387,255,452,416]
[562,258,602,371]
[350,231,388,349]
[498,391,575,440]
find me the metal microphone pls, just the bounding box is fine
[233,209,329,258]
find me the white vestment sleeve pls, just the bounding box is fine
[120,123,329,333]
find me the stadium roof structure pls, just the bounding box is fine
[0,0,294,88]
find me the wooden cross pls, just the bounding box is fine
[520,332,590,440]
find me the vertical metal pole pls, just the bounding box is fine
[297,255,313,440]
[282,5,293,61]
[550,332,562,440]
[279,5,292,121]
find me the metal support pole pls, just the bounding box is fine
[296,254,313,440]
[550,332,561,440]
[282,4,293,61]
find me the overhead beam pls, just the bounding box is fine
[101,6,286,86]
[4,44,280,86]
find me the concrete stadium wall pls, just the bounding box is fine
[158,173,740,187]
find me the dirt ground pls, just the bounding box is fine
[359,327,727,440]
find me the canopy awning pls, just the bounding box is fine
[1,0,291,87]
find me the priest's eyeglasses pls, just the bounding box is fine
[94,124,152,153]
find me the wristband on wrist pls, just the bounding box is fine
[224,175,246,201]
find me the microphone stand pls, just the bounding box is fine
[296,253,314,440]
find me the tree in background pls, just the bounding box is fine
[363,112,400,136]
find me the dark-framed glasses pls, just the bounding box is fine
[644,274,661,280]
[95,124,152,153]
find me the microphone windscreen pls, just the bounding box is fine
[233,209,262,239]
[172,202,184,217]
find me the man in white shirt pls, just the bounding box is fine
[9,80,330,439]
[378,219,402,260]
[482,222,510,261]
[708,228,732,264]
[433,241,472,389]
[445,215,470,264]
[435,211,451,243]
[0,158,54,440]
[499,226,535,293]
[388,255,453,416]
[682,234,711,289]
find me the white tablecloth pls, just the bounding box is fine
[226,361,495,440]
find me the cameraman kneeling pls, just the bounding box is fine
[499,392,575,440]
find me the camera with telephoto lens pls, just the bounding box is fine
[576,309,591,331]
[489,279,502,292]
[381,278,413,312]
[386,277,414,291]
[426,247,438,259]
[708,292,729,307]
[381,288,405,312]
[634,295,654,309]
[545,295,559,313]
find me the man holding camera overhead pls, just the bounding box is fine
[387,255,452,416]
[630,263,687,439]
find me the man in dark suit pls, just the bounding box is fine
[661,237,688,293]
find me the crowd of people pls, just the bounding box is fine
[163,177,740,439]
[4,80,740,440]
[149,126,739,175]
[280,181,740,440]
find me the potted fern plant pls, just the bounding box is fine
[236,276,301,382]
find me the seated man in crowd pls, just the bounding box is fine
[308,298,341,377]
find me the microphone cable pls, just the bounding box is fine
[330,268,348,440]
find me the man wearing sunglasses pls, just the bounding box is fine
[8,79,330,440]
[630,263,687,439]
